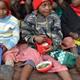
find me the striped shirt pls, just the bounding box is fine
[0,15,20,49]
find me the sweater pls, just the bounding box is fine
[21,11,63,50]
[0,15,20,49]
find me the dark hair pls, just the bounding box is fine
[11,0,33,20]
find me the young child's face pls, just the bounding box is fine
[72,0,80,7]
[0,1,7,18]
[38,0,52,17]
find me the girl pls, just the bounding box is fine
[0,0,19,79]
[61,0,80,72]
[0,0,19,53]
[20,0,72,80]
[61,0,80,55]
[61,0,80,49]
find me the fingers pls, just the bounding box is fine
[44,46,53,52]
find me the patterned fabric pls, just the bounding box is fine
[50,49,76,68]
[0,15,20,49]
[21,11,63,50]
[3,43,68,73]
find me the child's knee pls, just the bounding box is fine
[25,60,36,69]
[62,37,76,49]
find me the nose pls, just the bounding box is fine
[45,6,49,10]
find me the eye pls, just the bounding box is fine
[42,3,47,8]
[41,3,51,8]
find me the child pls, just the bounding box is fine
[0,0,19,53]
[61,0,80,72]
[20,0,72,80]
[3,42,72,80]
[3,42,41,80]
[61,0,80,55]
[0,0,19,79]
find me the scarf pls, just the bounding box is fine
[70,4,80,16]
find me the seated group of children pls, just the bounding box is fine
[0,0,80,80]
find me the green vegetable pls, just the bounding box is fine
[38,63,49,69]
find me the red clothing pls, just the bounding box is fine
[70,4,80,16]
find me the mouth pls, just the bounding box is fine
[43,12,50,16]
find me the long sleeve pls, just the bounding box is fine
[21,15,38,44]
[0,16,20,50]
[50,12,63,49]
[21,11,63,50]
[5,19,20,49]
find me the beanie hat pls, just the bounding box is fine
[33,0,53,10]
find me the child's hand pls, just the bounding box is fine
[33,35,47,43]
[69,32,78,39]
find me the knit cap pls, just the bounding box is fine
[33,0,53,10]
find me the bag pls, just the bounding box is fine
[50,49,76,68]
[35,38,52,54]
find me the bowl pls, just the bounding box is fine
[36,61,52,72]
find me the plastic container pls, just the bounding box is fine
[36,61,52,72]
[35,38,52,54]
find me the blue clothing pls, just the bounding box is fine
[0,15,20,49]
